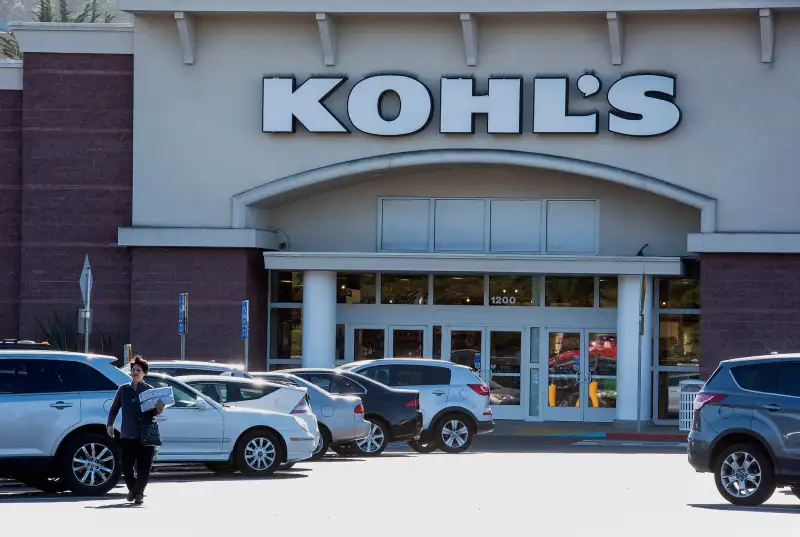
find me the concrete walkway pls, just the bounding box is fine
[489,420,687,440]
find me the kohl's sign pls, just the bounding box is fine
[261,73,681,138]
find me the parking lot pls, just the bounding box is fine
[1,437,797,535]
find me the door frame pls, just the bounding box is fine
[543,328,618,423]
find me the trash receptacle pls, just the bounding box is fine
[679,380,705,431]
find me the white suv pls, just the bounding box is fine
[0,350,131,495]
[340,359,494,453]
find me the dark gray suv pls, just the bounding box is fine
[688,354,800,506]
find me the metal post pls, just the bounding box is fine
[181,334,186,361]
[178,293,188,360]
[242,300,250,371]
[636,271,647,434]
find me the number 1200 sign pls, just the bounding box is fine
[490,296,517,305]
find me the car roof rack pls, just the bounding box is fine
[0,339,53,349]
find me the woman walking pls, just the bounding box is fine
[106,355,164,505]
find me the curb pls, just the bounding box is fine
[493,431,688,441]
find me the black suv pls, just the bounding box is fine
[688,354,800,506]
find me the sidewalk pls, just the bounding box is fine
[489,420,688,441]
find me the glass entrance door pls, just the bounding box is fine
[444,327,526,420]
[486,330,523,419]
[544,330,617,422]
[388,326,427,358]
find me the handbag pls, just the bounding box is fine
[140,421,162,447]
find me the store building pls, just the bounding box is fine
[2,2,800,425]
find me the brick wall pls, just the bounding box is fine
[18,53,133,350]
[0,89,22,337]
[130,248,268,367]
[700,253,800,377]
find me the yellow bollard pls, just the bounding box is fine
[549,384,556,406]
[589,381,599,407]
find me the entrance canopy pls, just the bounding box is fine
[262,251,683,276]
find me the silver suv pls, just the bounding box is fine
[688,354,800,506]
[0,350,131,495]
[341,359,494,453]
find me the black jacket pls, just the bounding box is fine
[107,382,161,440]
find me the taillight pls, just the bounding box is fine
[291,397,309,414]
[468,383,490,396]
[405,397,420,409]
[694,393,727,411]
[354,403,364,414]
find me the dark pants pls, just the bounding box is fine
[120,438,155,496]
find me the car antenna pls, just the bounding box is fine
[764,344,778,355]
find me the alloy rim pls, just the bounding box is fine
[720,451,762,498]
[441,420,469,448]
[313,436,325,455]
[356,423,385,453]
[245,437,276,471]
[72,443,115,487]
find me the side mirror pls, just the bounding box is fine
[196,396,211,409]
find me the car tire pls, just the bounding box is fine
[58,432,122,496]
[205,462,237,475]
[235,429,284,477]
[713,442,776,507]
[434,414,474,454]
[353,418,389,457]
[310,426,332,461]
[408,438,438,454]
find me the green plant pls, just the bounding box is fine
[35,310,81,351]
[97,331,123,364]
[0,32,20,60]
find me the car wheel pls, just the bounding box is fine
[205,462,237,475]
[434,415,474,454]
[713,443,776,506]
[408,438,438,454]
[59,433,121,496]
[353,419,388,457]
[235,429,284,477]
[310,426,332,461]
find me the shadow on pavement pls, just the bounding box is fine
[689,503,800,514]
[151,472,308,484]
[467,436,688,455]
[0,491,129,504]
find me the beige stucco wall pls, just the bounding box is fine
[266,165,700,255]
[131,11,800,233]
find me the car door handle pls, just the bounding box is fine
[762,403,782,412]
[50,401,73,409]
[433,391,446,396]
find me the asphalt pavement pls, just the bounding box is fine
[1,436,798,535]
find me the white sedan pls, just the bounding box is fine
[142,373,316,475]
[180,375,321,453]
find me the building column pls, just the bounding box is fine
[616,275,653,422]
[301,270,337,369]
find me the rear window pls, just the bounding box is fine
[730,363,780,393]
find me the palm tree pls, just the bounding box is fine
[0,0,117,59]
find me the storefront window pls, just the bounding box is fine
[488,275,536,306]
[657,371,701,420]
[354,329,385,361]
[381,274,428,304]
[599,277,618,308]
[337,273,376,304]
[433,275,484,305]
[658,314,700,366]
[544,277,594,307]
[271,271,303,303]
[270,309,301,359]
[659,278,700,309]
[336,324,345,361]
